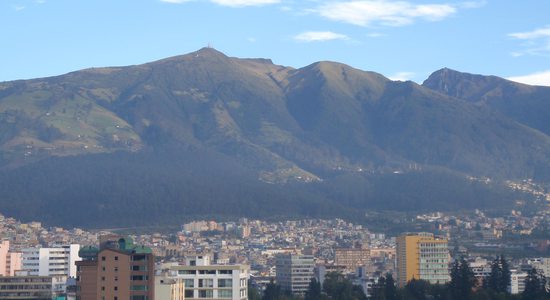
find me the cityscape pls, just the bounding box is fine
[2,1,550,299]
[0,205,548,299]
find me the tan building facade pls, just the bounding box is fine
[155,276,185,300]
[76,237,155,300]
[396,232,450,287]
[334,247,370,272]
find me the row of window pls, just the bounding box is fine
[184,289,233,298]
[183,278,233,288]
[100,285,148,291]
[177,269,233,275]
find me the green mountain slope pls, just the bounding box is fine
[0,48,548,227]
[423,68,550,136]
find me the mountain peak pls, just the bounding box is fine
[195,46,226,56]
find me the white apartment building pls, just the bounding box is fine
[21,244,80,294]
[509,270,528,294]
[169,256,249,300]
[22,244,80,277]
[155,275,185,300]
[276,253,315,295]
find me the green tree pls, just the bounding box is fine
[370,275,387,300]
[249,286,262,300]
[322,272,367,300]
[384,273,398,300]
[449,257,475,300]
[305,278,322,300]
[522,268,546,300]
[263,279,282,300]
[498,255,511,293]
[403,279,430,300]
[485,255,511,294]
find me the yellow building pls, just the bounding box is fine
[396,232,450,287]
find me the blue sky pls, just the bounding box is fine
[2,0,550,85]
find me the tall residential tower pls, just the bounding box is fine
[396,232,450,287]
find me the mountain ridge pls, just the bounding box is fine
[0,48,548,227]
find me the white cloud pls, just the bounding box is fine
[509,26,550,57]
[211,0,280,7]
[509,26,550,40]
[293,31,350,42]
[13,5,25,11]
[316,1,457,27]
[507,70,550,87]
[388,71,416,81]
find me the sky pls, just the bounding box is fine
[2,0,550,86]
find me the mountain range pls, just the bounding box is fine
[0,48,548,227]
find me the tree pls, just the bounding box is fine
[263,279,282,300]
[322,271,367,300]
[498,255,511,293]
[485,255,511,294]
[384,273,398,300]
[522,268,546,300]
[305,278,322,300]
[449,257,475,300]
[371,275,387,300]
[249,286,262,300]
[404,279,430,300]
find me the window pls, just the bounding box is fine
[114,256,119,261]
[132,255,146,261]
[218,279,232,288]
[101,256,106,261]
[101,286,105,291]
[115,276,118,281]
[218,290,233,298]
[198,279,213,288]
[178,270,196,275]
[184,279,194,288]
[101,276,105,281]
[130,285,148,291]
[185,290,194,298]
[198,290,213,298]
[218,270,232,274]
[132,265,147,271]
[114,267,118,272]
[114,286,118,291]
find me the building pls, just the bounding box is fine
[334,245,370,272]
[276,253,314,295]
[0,240,22,276]
[21,244,80,277]
[396,233,450,287]
[170,256,249,300]
[155,276,185,300]
[21,244,80,294]
[315,265,346,287]
[509,270,528,294]
[75,237,155,300]
[469,257,491,286]
[0,275,53,300]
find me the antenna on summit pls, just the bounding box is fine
[207,42,213,49]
